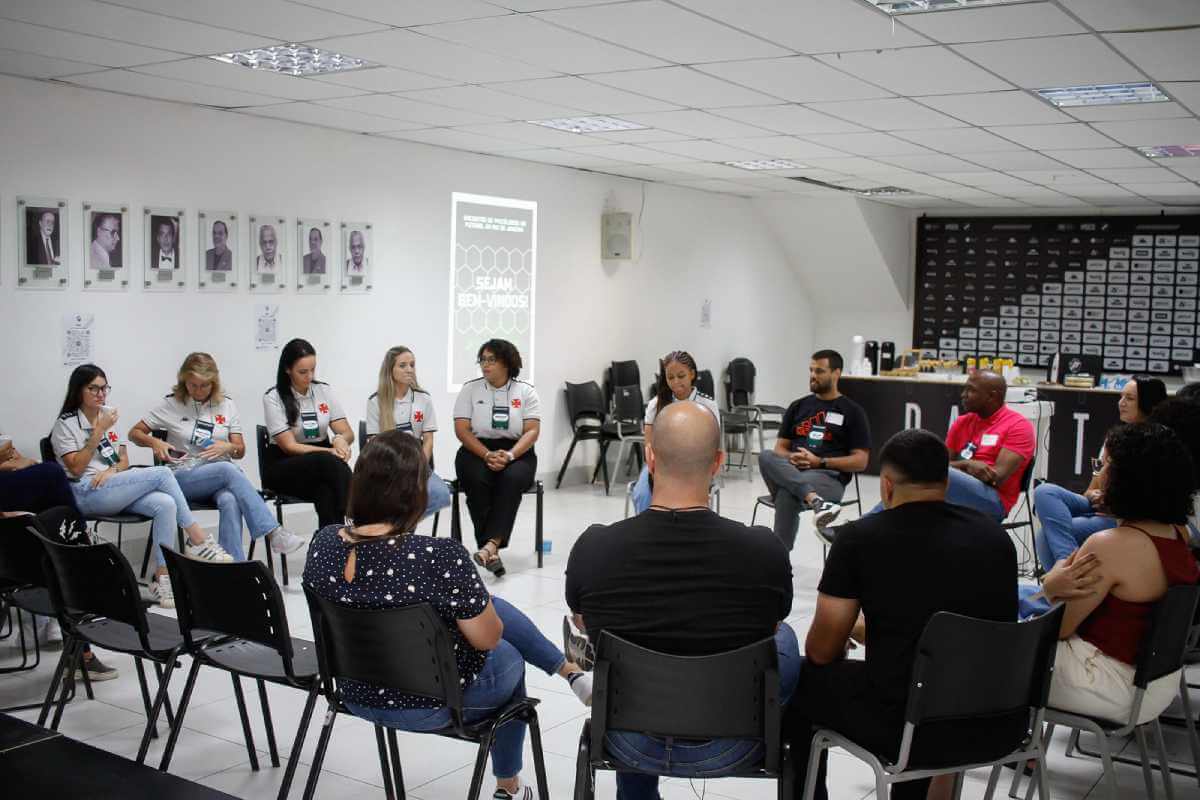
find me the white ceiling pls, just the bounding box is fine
[1,0,1200,210]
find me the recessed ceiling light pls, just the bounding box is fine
[724,159,808,171]
[1036,82,1169,108]
[211,44,367,76]
[528,116,647,134]
[858,0,1034,14]
[857,186,915,196]
[1137,144,1200,159]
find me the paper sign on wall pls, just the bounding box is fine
[255,304,278,351]
[62,313,94,366]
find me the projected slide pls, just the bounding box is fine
[448,193,537,390]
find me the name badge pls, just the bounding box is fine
[492,407,510,431]
[191,419,216,448]
[300,411,320,440]
[96,436,119,466]
[981,433,1000,447]
[825,412,845,426]
[396,421,413,433]
[959,441,978,460]
[396,404,413,433]
[806,424,826,450]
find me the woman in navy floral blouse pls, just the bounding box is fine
[304,430,590,800]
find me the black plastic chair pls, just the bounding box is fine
[725,358,785,453]
[0,516,56,683]
[247,425,302,586]
[159,549,319,798]
[360,420,445,537]
[751,473,864,560]
[1017,585,1200,800]
[1003,456,1039,579]
[804,605,1066,800]
[37,535,192,764]
[576,632,792,800]
[302,588,550,800]
[447,478,545,568]
[557,381,634,492]
[604,360,641,411]
[602,384,646,493]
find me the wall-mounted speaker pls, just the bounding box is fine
[602,212,632,260]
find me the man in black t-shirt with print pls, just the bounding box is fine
[565,401,797,800]
[759,349,871,549]
[785,429,1017,800]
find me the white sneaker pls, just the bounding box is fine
[269,527,308,555]
[567,671,593,707]
[37,617,63,645]
[812,499,842,532]
[152,575,175,609]
[185,535,234,563]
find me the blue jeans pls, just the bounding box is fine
[172,461,279,561]
[425,471,452,520]
[1017,583,1051,619]
[631,466,652,516]
[1033,483,1117,573]
[70,466,196,567]
[868,468,1006,522]
[608,623,802,800]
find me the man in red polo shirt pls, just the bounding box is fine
[943,370,1034,522]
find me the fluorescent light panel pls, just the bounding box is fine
[1036,82,1168,108]
[211,44,367,76]
[529,116,647,133]
[1137,144,1200,158]
[859,0,1033,14]
[724,159,808,171]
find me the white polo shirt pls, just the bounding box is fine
[263,382,346,445]
[365,388,438,438]
[645,388,720,426]
[141,394,242,458]
[51,409,124,481]
[453,378,540,442]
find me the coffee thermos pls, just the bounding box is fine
[879,341,895,372]
[864,340,879,375]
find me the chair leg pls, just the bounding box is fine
[134,657,157,738]
[1135,725,1157,800]
[135,653,179,764]
[140,534,153,578]
[277,683,319,800]
[574,721,593,800]
[51,643,83,731]
[801,735,828,800]
[535,484,544,569]
[467,728,495,800]
[525,708,550,800]
[78,645,95,701]
[159,658,202,771]
[983,765,1002,800]
[600,441,611,495]
[432,510,440,538]
[375,725,396,800]
[232,674,261,770]
[451,484,462,544]
[37,637,79,727]
[300,705,338,800]
[387,728,405,800]
[1179,671,1200,786]
[258,679,281,767]
[556,433,579,489]
[152,659,176,728]
[1154,719,1177,800]
[751,500,762,527]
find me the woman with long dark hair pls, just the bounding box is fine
[261,338,354,528]
[51,363,231,610]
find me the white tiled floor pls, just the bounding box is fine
[3,460,1199,799]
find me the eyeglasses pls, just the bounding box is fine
[85,385,111,395]
[1090,456,1104,476]
[478,356,498,366]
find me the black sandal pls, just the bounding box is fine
[473,543,506,577]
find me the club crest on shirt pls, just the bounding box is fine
[215,415,226,424]
[319,403,329,414]
[511,398,521,408]
[106,431,118,442]
[413,411,423,422]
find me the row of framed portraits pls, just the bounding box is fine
[13,197,374,294]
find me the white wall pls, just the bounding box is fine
[0,74,812,486]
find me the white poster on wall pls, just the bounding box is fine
[447,193,537,391]
[255,304,279,351]
[62,313,94,366]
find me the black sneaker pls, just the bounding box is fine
[493,785,533,800]
[562,616,595,672]
[75,654,119,682]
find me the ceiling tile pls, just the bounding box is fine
[1105,29,1200,82]
[1124,182,1200,197]
[877,153,987,173]
[802,156,911,174]
[901,3,1084,43]
[585,164,698,181]
[583,67,776,109]
[643,140,768,162]
[891,127,1017,153]
[399,85,585,121]
[671,0,929,54]
[798,132,934,156]
[0,48,103,79]
[1006,169,1105,185]
[0,19,179,67]
[711,105,866,136]
[1163,162,1200,179]
[940,171,1037,190]
[1042,148,1153,169]
[241,101,424,132]
[0,0,272,56]
[588,128,693,143]
[960,150,1065,170]
[310,67,457,93]
[1166,83,1200,116]
[452,121,607,147]
[506,148,625,168]
[135,58,362,101]
[985,123,1116,150]
[414,15,666,74]
[380,127,531,152]
[319,94,502,125]
[535,1,789,64]
[806,98,967,131]
[289,0,504,26]
[315,29,555,84]
[1067,187,1140,201]
[814,47,1011,97]
[104,0,386,41]
[619,109,772,138]
[959,197,1030,208]
[566,143,696,164]
[695,57,893,103]
[1058,0,1200,32]
[1091,118,1200,146]
[668,178,753,195]
[1086,167,1188,184]
[953,35,1145,89]
[491,76,678,114]
[662,162,765,179]
[915,91,1071,126]
[1066,102,1192,123]
[718,136,849,160]
[64,68,285,106]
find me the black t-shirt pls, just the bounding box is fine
[818,501,1016,710]
[779,394,871,483]
[565,509,792,656]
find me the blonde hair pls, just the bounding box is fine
[376,346,423,431]
[172,352,224,404]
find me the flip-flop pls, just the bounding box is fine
[473,547,506,577]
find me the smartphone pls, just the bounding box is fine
[168,448,187,460]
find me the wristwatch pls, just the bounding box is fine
[819,457,827,469]
[505,450,515,463]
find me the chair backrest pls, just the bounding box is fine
[612,384,645,424]
[727,358,756,408]
[564,381,607,428]
[610,360,640,389]
[358,419,371,450]
[303,585,465,725]
[695,369,716,400]
[1134,583,1200,688]
[40,436,55,463]
[41,536,150,645]
[149,428,170,466]
[1019,453,1036,493]
[255,425,271,483]
[591,632,781,772]
[0,516,51,588]
[900,605,1065,767]
[162,548,300,670]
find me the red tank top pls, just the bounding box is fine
[1078,525,1200,666]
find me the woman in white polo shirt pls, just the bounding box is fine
[365,345,452,518]
[261,338,354,529]
[51,363,230,608]
[129,352,305,563]
[453,339,540,577]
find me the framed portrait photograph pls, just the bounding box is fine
[144,207,186,292]
[82,202,129,292]
[249,214,287,294]
[17,197,69,290]
[198,210,239,293]
[297,218,333,294]
[340,220,373,293]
